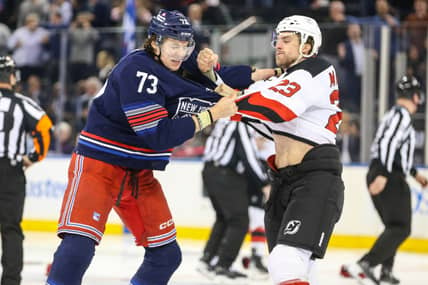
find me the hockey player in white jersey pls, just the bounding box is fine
[216,15,345,285]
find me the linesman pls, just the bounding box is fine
[198,119,269,281]
[342,75,428,285]
[0,55,52,285]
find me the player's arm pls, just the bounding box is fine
[117,62,236,151]
[234,71,314,123]
[194,48,279,89]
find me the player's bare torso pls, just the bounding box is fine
[273,134,313,168]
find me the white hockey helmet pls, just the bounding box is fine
[273,15,322,58]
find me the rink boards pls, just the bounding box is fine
[23,156,428,253]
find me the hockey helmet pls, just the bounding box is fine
[396,75,425,104]
[0,55,19,82]
[272,15,322,58]
[0,56,16,73]
[148,9,194,44]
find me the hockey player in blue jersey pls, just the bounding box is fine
[46,9,241,285]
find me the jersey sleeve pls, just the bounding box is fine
[20,96,53,161]
[114,60,196,151]
[236,70,316,123]
[217,65,253,89]
[182,49,254,89]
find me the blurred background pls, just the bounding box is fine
[1,0,427,164]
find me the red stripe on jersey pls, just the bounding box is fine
[230,114,242,121]
[81,131,173,152]
[128,108,167,120]
[129,112,168,125]
[243,91,297,121]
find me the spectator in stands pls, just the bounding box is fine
[26,74,49,110]
[406,44,426,79]
[87,0,112,27]
[404,0,428,54]
[338,22,365,112]
[187,3,211,50]
[44,9,67,83]
[201,0,233,25]
[320,1,349,58]
[17,0,49,27]
[361,0,400,57]
[68,11,99,83]
[0,0,20,29]
[75,76,102,132]
[336,111,360,163]
[54,121,75,154]
[96,49,116,83]
[51,0,73,25]
[136,0,154,25]
[7,13,49,82]
[0,22,11,55]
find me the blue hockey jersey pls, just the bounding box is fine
[76,50,223,170]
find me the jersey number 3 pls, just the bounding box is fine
[325,90,342,134]
[137,71,158,94]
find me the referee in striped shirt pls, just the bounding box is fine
[347,75,428,284]
[198,118,268,281]
[0,56,52,285]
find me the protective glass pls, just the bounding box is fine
[160,39,195,62]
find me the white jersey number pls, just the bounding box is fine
[137,71,158,94]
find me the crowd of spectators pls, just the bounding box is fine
[0,0,427,162]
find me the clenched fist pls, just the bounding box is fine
[209,94,238,120]
[197,48,219,73]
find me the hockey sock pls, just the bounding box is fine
[46,234,95,285]
[130,240,182,285]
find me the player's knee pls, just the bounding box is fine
[131,241,182,285]
[268,244,311,284]
[146,240,182,271]
[47,234,96,285]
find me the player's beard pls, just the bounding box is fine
[276,53,299,69]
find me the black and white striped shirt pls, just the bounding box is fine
[0,88,52,164]
[203,118,267,183]
[370,105,415,175]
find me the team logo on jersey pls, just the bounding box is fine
[283,220,301,235]
[173,97,214,118]
[92,212,101,222]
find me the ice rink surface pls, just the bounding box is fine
[11,232,427,284]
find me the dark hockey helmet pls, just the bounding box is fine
[0,55,19,83]
[148,9,194,44]
[396,75,425,104]
[0,55,16,74]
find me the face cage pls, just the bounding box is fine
[157,36,195,62]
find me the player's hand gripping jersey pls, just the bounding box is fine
[76,50,223,170]
[236,57,342,146]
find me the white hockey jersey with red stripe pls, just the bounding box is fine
[235,57,342,146]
